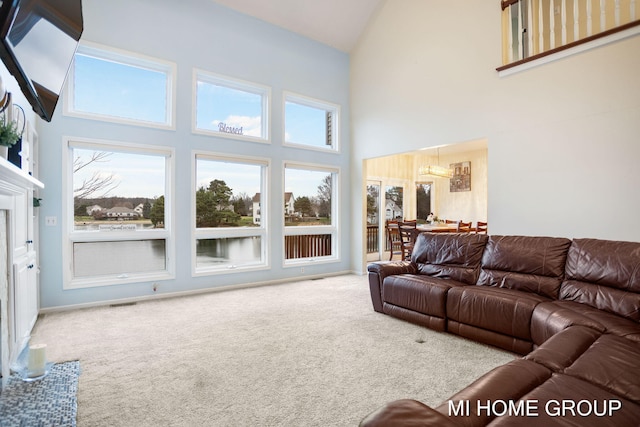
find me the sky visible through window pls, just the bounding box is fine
[73,148,166,199]
[73,53,168,123]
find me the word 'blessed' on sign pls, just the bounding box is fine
[218,122,243,135]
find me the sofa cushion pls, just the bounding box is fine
[565,334,640,404]
[382,274,467,319]
[488,374,640,427]
[525,326,601,372]
[411,232,489,285]
[561,238,640,321]
[360,399,459,427]
[447,286,549,341]
[434,359,551,427]
[477,235,572,299]
[531,301,640,345]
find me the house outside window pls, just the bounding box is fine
[193,152,269,274]
[63,138,175,289]
[283,163,339,264]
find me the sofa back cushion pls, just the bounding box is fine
[477,235,572,299]
[411,232,488,285]
[560,238,640,322]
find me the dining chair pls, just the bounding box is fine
[398,221,417,260]
[385,220,403,260]
[457,221,472,233]
[445,219,458,224]
[476,221,488,234]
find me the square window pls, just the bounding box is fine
[284,93,339,151]
[194,71,270,142]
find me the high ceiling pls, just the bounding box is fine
[211,0,385,52]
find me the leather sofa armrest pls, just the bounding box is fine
[360,399,459,427]
[367,261,416,312]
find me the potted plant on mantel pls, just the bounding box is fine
[0,114,20,159]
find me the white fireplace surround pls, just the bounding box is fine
[0,159,42,389]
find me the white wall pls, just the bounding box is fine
[36,0,351,309]
[350,0,640,273]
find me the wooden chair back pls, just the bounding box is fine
[457,221,472,233]
[385,220,403,260]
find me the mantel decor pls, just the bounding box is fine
[449,161,471,192]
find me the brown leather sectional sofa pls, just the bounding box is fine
[362,233,640,426]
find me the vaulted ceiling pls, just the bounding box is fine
[211,0,385,52]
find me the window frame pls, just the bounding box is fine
[192,69,271,144]
[62,137,175,289]
[282,161,340,267]
[64,41,177,129]
[283,91,340,153]
[192,151,271,276]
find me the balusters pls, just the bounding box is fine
[527,0,534,56]
[503,0,639,67]
[574,0,580,41]
[517,1,524,60]
[560,0,568,45]
[587,0,593,36]
[538,0,545,53]
[549,0,556,49]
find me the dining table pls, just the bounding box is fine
[417,223,460,233]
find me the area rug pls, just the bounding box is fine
[0,360,80,426]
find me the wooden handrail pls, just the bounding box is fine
[501,0,519,11]
[497,19,640,72]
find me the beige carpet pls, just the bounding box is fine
[31,274,515,426]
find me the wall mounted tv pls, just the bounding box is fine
[0,0,83,122]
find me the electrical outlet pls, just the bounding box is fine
[301,267,305,273]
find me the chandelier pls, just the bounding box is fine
[418,148,453,178]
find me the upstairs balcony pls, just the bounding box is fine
[499,0,640,74]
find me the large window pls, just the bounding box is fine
[65,42,176,128]
[283,163,338,264]
[193,153,269,274]
[284,92,339,152]
[194,70,270,142]
[64,138,174,289]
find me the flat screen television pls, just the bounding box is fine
[0,0,83,122]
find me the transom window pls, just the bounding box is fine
[283,163,338,264]
[194,70,270,142]
[65,42,176,128]
[193,153,269,274]
[284,92,339,152]
[64,138,174,289]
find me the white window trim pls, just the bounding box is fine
[283,91,340,153]
[192,151,271,276]
[192,69,271,144]
[62,137,176,289]
[282,161,340,267]
[64,41,177,130]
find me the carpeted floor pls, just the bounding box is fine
[30,274,515,426]
[0,360,80,426]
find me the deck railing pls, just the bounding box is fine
[285,234,332,259]
[366,224,380,253]
[500,0,640,69]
